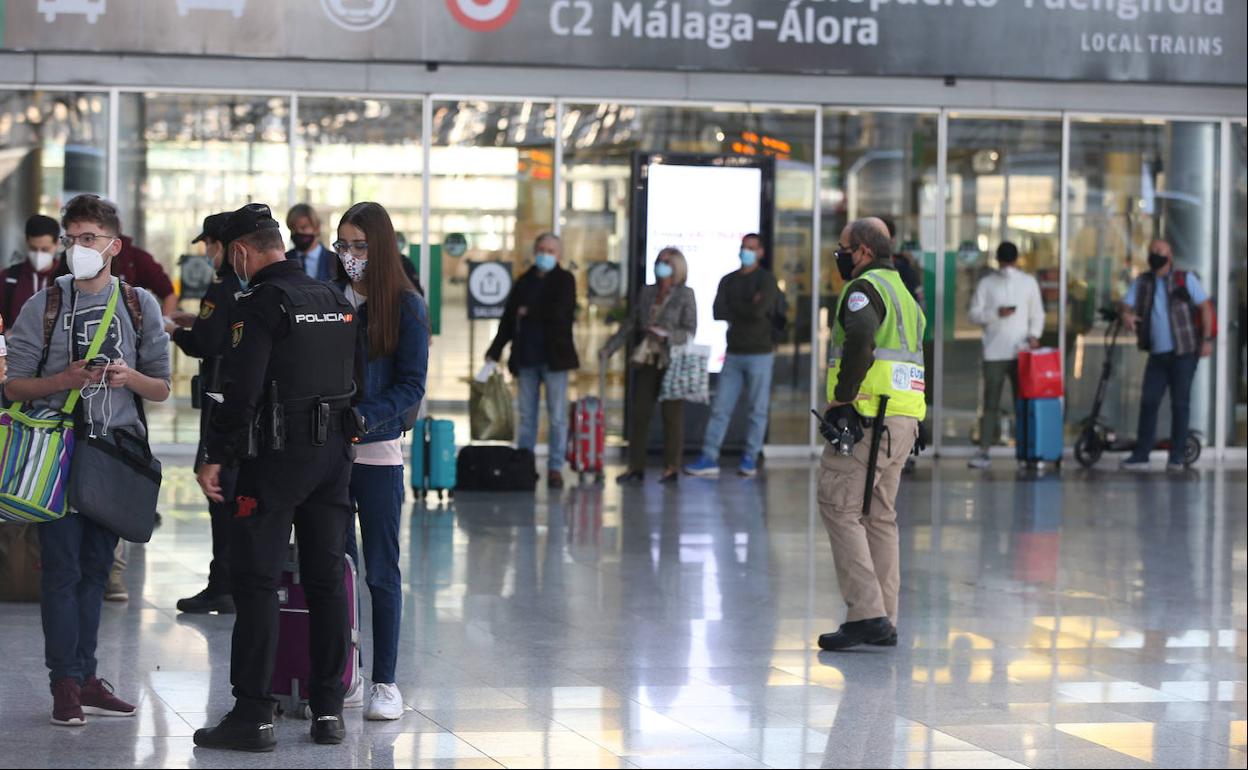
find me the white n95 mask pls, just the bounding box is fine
[68,241,113,281]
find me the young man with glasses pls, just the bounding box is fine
[3,194,172,727]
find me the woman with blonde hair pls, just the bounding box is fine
[601,247,697,484]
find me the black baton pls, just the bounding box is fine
[861,394,890,518]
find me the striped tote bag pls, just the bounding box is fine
[0,277,119,523]
[0,405,76,523]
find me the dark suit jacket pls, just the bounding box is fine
[486,265,579,373]
[285,242,335,282]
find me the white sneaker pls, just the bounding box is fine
[344,676,363,708]
[967,453,991,470]
[364,683,404,721]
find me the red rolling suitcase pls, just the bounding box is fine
[566,373,606,483]
[271,544,361,719]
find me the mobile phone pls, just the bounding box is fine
[86,355,110,370]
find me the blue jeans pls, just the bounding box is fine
[701,352,775,463]
[38,512,119,687]
[1132,352,1200,464]
[345,463,404,685]
[516,366,569,471]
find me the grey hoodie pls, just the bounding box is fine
[4,275,171,435]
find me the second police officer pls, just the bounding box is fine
[171,212,241,615]
[193,203,363,752]
[816,217,926,652]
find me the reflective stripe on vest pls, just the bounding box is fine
[826,269,927,420]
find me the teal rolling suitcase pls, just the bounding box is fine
[411,418,456,500]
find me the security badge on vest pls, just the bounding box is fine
[827,269,927,421]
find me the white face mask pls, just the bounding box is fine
[28,249,55,272]
[68,241,114,281]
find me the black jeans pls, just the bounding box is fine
[1131,352,1199,464]
[228,441,353,721]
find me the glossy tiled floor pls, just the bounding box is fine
[1,459,1245,769]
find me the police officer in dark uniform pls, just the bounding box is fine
[172,212,241,615]
[193,203,362,752]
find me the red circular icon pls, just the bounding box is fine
[446,0,519,32]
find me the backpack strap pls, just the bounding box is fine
[36,283,63,378]
[116,280,151,430]
[119,280,144,346]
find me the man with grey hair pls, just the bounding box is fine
[816,217,926,651]
[486,233,580,489]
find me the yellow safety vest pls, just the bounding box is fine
[826,269,927,420]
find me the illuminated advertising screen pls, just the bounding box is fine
[636,156,772,373]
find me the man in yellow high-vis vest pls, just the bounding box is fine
[817,218,926,651]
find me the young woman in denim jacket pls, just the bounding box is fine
[334,202,429,721]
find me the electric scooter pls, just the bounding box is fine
[1073,307,1203,468]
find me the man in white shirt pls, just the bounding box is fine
[966,242,1045,468]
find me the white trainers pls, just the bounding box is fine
[967,453,991,470]
[344,676,363,708]
[364,683,404,721]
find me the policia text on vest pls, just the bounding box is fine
[815,218,925,653]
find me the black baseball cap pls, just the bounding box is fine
[220,203,281,248]
[192,212,230,244]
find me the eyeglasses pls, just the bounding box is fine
[332,240,368,257]
[60,233,114,249]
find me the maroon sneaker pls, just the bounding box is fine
[51,678,85,727]
[81,677,136,718]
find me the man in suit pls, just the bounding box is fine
[285,203,335,282]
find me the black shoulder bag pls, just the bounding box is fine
[66,280,163,543]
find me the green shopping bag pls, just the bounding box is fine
[469,370,515,442]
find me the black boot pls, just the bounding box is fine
[310,714,345,745]
[817,617,896,651]
[177,588,236,615]
[193,711,276,753]
[867,631,899,647]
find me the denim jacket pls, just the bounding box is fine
[346,287,430,444]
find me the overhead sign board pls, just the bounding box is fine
[2,0,1242,86]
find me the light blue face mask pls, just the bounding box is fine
[654,262,674,280]
[535,252,557,272]
[740,248,757,267]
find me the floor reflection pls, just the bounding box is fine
[0,460,1242,768]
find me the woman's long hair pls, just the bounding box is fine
[339,201,415,358]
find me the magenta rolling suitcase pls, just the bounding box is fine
[271,545,361,719]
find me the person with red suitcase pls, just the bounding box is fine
[485,233,579,490]
[966,242,1045,469]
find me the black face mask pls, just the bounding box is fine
[835,248,857,281]
[1147,251,1169,272]
[292,232,317,252]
